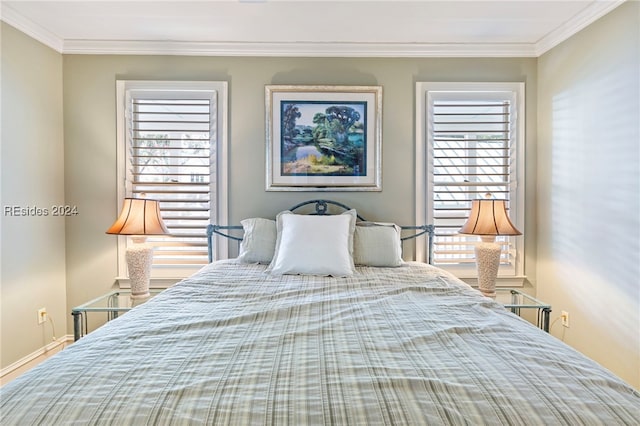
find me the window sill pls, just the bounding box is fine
[459,276,527,288]
[116,277,182,289]
[117,276,527,289]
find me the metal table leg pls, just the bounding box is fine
[541,307,551,332]
[72,311,83,341]
[537,307,551,332]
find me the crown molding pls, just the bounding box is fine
[1,1,625,58]
[61,39,539,57]
[535,0,626,56]
[0,3,64,52]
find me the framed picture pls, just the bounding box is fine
[266,85,382,191]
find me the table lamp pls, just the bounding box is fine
[106,198,169,298]
[459,197,521,298]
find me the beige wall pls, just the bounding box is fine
[62,55,539,326]
[1,22,66,369]
[537,1,639,388]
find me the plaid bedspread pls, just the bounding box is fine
[2,261,639,425]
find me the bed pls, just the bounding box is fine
[1,200,638,424]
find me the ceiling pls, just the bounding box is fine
[0,1,625,57]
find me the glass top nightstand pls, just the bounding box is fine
[494,288,552,332]
[71,290,163,341]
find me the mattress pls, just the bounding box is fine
[1,260,638,424]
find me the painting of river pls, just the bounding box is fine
[280,101,366,176]
[266,85,382,191]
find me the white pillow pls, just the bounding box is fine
[353,222,403,267]
[237,218,277,264]
[268,210,356,276]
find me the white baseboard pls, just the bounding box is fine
[0,335,73,386]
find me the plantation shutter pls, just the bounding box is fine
[429,90,519,269]
[125,91,216,267]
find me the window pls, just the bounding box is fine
[116,81,228,280]
[416,82,524,279]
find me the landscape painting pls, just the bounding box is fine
[266,85,382,191]
[280,101,366,176]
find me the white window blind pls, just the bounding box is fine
[416,82,524,277]
[116,81,228,280]
[127,95,214,266]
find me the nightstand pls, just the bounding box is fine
[71,290,162,341]
[494,288,551,332]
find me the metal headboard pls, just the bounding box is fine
[207,199,435,264]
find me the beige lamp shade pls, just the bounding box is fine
[106,198,169,236]
[459,199,521,236]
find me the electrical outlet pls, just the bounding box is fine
[561,311,570,328]
[37,308,47,325]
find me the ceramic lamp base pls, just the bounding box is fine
[475,241,501,298]
[126,240,153,299]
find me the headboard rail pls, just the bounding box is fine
[207,199,434,264]
[287,199,367,220]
